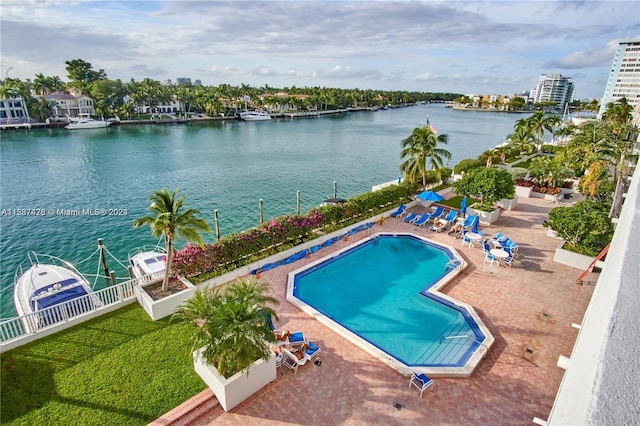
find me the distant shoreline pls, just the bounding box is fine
[451,105,530,113]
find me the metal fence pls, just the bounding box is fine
[0,271,163,347]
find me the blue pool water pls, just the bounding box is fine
[292,234,484,367]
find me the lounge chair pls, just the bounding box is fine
[441,210,458,223]
[403,212,419,223]
[492,232,505,241]
[281,348,307,374]
[409,372,434,397]
[281,343,321,374]
[304,341,321,359]
[412,213,431,227]
[275,330,307,347]
[390,204,407,218]
[427,206,444,222]
[429,218,448,232]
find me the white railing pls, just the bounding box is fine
[0,271,164,346]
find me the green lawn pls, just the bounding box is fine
[438,195,479,209]
[0,304,205,426]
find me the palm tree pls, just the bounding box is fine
[134,188,211,291]
[507,125,536,154]
[526,111,561,145]
[400,126,451,189]
[172,277,279,378]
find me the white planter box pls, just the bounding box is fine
[498,196,518,211]
[467,206,501,225]
[553,243,596,270]
[134,276,196,321]
[515,185,533,198]
[193,348,276,412]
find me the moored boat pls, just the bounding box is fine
[14,252,99,331]
[65,114,112,130]
[239,110,272,121]
[128,246,167,278]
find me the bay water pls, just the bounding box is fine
[0,104,528,317]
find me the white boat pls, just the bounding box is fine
[240,110,272,121]
[128,246,167,278]
[65,114,112,130]
[14,252,99,331]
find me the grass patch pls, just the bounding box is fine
[438,195,479,209]
[1,304,205,425]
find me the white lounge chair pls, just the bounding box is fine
[409,372,434,397]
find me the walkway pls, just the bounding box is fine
[155,196,594,425]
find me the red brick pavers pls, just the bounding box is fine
[168,197,594,425]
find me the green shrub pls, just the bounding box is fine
[454,168,515,210]
[454,158,484,174]
[545,199,613,256]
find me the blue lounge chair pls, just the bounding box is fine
[441,210,458,223]
[390,204,407,218]
[403,212,419,223]
[304,341,321,359]
[492,232,505,241]
[427,206,444,222]
[409,373,434,398]
[412,213,431,227]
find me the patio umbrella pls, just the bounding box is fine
[417,191,444,202]
[460,196,468,216]
[471,215,480,234]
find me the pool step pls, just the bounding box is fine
[420,321,475,365]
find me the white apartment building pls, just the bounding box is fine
[598,38,640,117]
[531,74,575,107]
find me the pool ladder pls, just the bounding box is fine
[445,259,462,271]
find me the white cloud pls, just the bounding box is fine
[1,0,639,98]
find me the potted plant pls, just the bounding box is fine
[133,188,211,320]
[172,277,279,412]
[454,168,515,224]
[545,199,614,269]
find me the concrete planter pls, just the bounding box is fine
[498,196,518,211]
[515,185,533,198]
[553,243,596,270]
[193,348,276,412]
[467,206,501,225]
[134,276,196,321]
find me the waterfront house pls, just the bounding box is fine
[42,91,96,119]
[0,96,30,126]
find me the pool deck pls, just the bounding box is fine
[155,196,595,425]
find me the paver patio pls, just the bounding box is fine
[156,196,594,425]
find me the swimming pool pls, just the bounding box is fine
[287,233,494,377]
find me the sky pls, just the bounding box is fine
[1,1,639,100]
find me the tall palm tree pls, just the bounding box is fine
[172,277,279,378]
[400,126,451,189]
[134,188,211,291]
[526,111,561,145]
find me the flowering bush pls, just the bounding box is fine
[172,182,415,282]
[515,179,534,187]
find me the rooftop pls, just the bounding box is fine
[156,195,597,425]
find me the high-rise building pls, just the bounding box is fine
[598,38,640,117]
[531,74,574,107]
